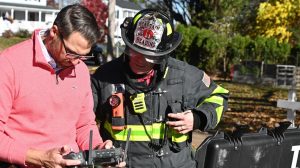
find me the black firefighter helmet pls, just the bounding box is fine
[121,9,182,64]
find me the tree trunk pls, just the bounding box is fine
[223,54,227,80]
[107,0,115,61]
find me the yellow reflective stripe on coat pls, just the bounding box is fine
[196,95,225,108]
[215,106,224,123]
[196,85,228,124]
[212,85,229,95]
[203,95,224,106]
[169,129,189,142]
[104,121,188,142]
[203,96,224,123]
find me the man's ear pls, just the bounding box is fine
[49,25,59,39]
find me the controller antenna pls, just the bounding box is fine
[88,130,93,165]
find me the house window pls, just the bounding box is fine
[129,11,134,17]
[28,12,39,21]
[14,11,25,20]
[123,11,128,17]
[42,13,46,21]
[115,11,119,19]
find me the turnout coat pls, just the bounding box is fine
[91,55,229,168]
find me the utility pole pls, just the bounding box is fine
[107,0,115,61]
[58,0,63,9]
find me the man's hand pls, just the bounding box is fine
[97,140,126,168]
[166,110,194,134]
[26,146,81,168]
[98,139,113,149]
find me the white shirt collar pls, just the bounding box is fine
[37,30,57,69]
[37,30,61,71]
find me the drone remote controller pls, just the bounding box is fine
[63,129,131,167]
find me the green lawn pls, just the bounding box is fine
[216,81,299,132]
[0,37,29,52]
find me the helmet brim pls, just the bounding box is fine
[121,26,182,58]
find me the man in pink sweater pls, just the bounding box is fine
[0,4,118,168]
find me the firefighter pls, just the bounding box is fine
[91,9,229,168]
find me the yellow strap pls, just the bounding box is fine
[157,18,163,24]
[163,67,169,79]
[133,13,142,25]
[166,23,172,36]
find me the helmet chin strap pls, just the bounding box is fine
[145,58,156,63]
[145,57,162,64]
[144,54,169,64]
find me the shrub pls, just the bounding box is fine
[2,30,14,38]
[15,29,31,38]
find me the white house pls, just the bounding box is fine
[102,0,143,45]
[0,0,59,35]
[0,0,143,41]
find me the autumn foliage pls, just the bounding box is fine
[81,0,108,42]
[256,0,300,43]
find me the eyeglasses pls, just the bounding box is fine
[59,34,94,60]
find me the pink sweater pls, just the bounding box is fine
[0,30,103,166]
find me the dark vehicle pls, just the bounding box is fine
[85,43,105,66]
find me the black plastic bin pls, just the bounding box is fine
[196,122,300,168]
